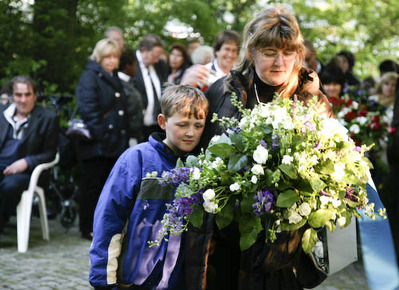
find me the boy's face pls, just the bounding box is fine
[158,111,205,154]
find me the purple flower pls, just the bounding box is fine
[345,187,359,202]
[175,196,194,216]
[259,140,267,148]
[230,126,242,133]
[161,167,192,186]
[271,135,279,149]
[320,190,330,196]
[252,188,275,216]
[304,120,316,132]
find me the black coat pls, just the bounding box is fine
[75,60,128,160]
[0,105,58,171]
[132,58,169,110]
[187,68,330,290]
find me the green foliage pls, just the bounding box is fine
[1,0,399,95]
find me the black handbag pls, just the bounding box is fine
[66,106,93,141]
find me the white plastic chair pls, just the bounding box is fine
[16,153,59,253]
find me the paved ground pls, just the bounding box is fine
[0,215,369,290]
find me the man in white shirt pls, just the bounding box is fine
[132,34,168,141]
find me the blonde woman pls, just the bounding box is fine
[75,38,128,240]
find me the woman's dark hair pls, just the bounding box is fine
[379,59,399,75]
[119,48,137,71]
[320,64,345,87]
[337,50,355,70]
[168,43,189,69]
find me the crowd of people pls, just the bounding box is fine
[0,3,398,290]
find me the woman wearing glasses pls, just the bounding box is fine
[187,5,334,290]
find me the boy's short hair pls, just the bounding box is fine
[161,84,209,120]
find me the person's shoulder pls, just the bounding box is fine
[33,105,57,119]
[0,104,8,113]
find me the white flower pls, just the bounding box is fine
[349,124,360,134]
[203,189,215,201]
[357,116,368,125]
[260,104,271,118]
[251,164,264,175]
[192,167,201,180]
[298,202,311,216]
[289,211,303,224]
[203,201,219,213]
[311,155,318,165]
[352,101,359,110]
[332,198,342,207]
[282,155,294,165]
[332,163,345,181]
[251,175,258,184]
[239,116,250,129]
[283,120,294,130]
[210,157,224,169]
[253,145,269,164]
[337,216,346,227]
[210,135,220,143]
[320,196,330,206]
[229,182,240,192]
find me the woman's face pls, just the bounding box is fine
[382,79,397,98]
[323,82,342,98]
[169,49,184,70]
[101,53,120,74]
[336,56,349,74]
[252,47,297,86]
[215,42,239,72]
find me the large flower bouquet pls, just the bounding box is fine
[329,89,395,152]
[150,94,384,254]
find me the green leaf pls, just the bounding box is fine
[308,174,326,192]
[230,133,245,151]
[279,163,298,179]
[220,172,233,186]
[265,169,274,187]
[215,199,234,229]
[185,155,199,168]
[275,189,299,208]
[316,159,335,174]
[308,209,335,228]
[239,214,262,251]
[175,158,184,168]
[280,218,307,231]
[302,228,318,254]
[241,195,255,213]
[189,204,203,229]
[240,228,259,251]
[208,143,237,157]
[340,210,353,228]
[228,154,248,172]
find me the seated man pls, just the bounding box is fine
[0,76,58,235]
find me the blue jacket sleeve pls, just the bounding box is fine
[89,147,143,287]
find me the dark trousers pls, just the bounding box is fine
[0,172,31,234]
[78,157,116,235]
